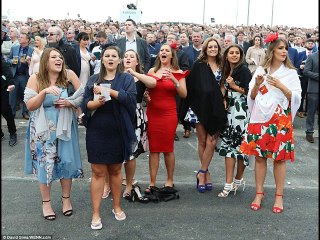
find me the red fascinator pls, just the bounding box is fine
[264,32,278,43]
[170,42,178,50]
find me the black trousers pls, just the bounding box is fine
[298,76,308,112]
[1,88,17,135]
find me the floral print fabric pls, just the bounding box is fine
[239,105,294,161]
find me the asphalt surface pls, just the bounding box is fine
[1,112,318,240]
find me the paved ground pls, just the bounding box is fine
[1,113,318,240]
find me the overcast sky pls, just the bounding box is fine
[1,0,319,28]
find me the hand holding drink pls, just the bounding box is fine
[12,56,18,64]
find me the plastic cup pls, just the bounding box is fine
[12,56,18,64]
[20,54,26,63]
[54,98,65,108]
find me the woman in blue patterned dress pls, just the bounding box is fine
[24,48,84,221]
[218,44,252,197]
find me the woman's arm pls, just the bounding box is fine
[66,69,81,90]
[25,74,60,111]
[250,74,264,100]
[175,77,187,98]
[126,68,156,88]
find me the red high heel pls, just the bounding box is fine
[250,192,264,211]
[272,194,283,213]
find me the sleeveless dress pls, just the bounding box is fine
[86,80,123,164]
[130,80,147,159]
[146,71,188,152]
[25,87,83,185]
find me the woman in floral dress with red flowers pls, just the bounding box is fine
[239,34,301,213]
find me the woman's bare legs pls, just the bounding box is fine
[149,152,160,187]
[234,159,246,181]
[90,164,108,222]
[124,159,136,194]
[39,183,55,218]
[225,157,236,184]
[60,178,72,213]
[107,163,123,213]
[273,160,286,210]
[103,170,110,196]
[195,123,218,185]
[163,152,175,187]
[251,156,267,206]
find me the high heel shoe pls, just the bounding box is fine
[272,194,284,214]
[132,185,149,203]
[42,200,56,221]
[123,190,133,202]
[205,169,212,191]
[61,196,73,216]
[232,178,246,194]
[250,192,264,211]
[196,169,206,193]
[217,183,235,197]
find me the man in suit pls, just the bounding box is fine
[7,33,34,119]
[116,19,150,73]
[297,39,315,118]
[64,28,78,47]
[183,30,202,68]
[108,23,121,43]
[1,56,17,146]
[146,32,160,68]
[304,50,319,143]
[235,31,250,55]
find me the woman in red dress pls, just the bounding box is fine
[239,34,301,213]
[146,43,188,191]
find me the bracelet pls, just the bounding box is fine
[284,89,291,97]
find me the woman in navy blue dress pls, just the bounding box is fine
[81,46,137,229]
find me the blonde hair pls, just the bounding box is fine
[34,36,47,50]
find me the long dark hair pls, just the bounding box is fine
[96,45,122,84]
[220,44,245,86]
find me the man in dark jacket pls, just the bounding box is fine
[46,26,80,77]
[116,19,151,73]
[1,56,17,146]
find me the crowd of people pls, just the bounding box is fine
[1,16,318,229]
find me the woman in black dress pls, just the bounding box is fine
[122,49,156,201]
[81,46,137,229]
[183,37,227,193]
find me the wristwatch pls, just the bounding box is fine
[174,82,180,88]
